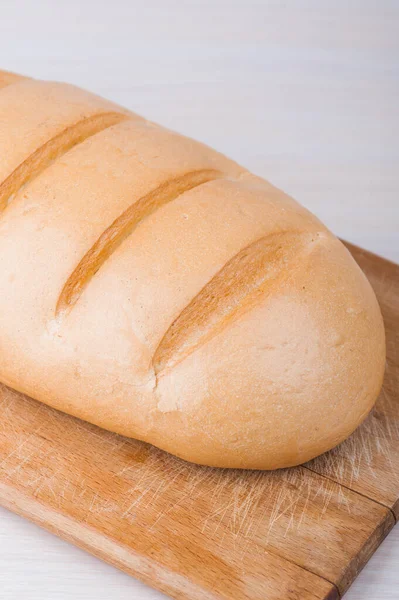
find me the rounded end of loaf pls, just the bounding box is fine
[152,234,385,470]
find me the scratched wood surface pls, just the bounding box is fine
[0,243,397,600]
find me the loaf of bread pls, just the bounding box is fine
[0,69,385,469]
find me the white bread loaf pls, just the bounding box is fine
[0,70,385,469]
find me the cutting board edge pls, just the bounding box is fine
[342,240,399,269]
[0,479,222,600]
[0,479,341,600]
[340,507,396,594]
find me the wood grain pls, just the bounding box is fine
[0,244,397,600]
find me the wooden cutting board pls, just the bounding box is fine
[0,242,398,600]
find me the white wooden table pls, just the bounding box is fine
[0,1,398,598]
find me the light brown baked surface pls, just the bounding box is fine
[0,69,385,469]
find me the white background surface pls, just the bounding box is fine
[0,1,398,598]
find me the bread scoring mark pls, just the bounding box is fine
[0,111,129,212]
[56,169,222,316]
[153,231,314,376]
